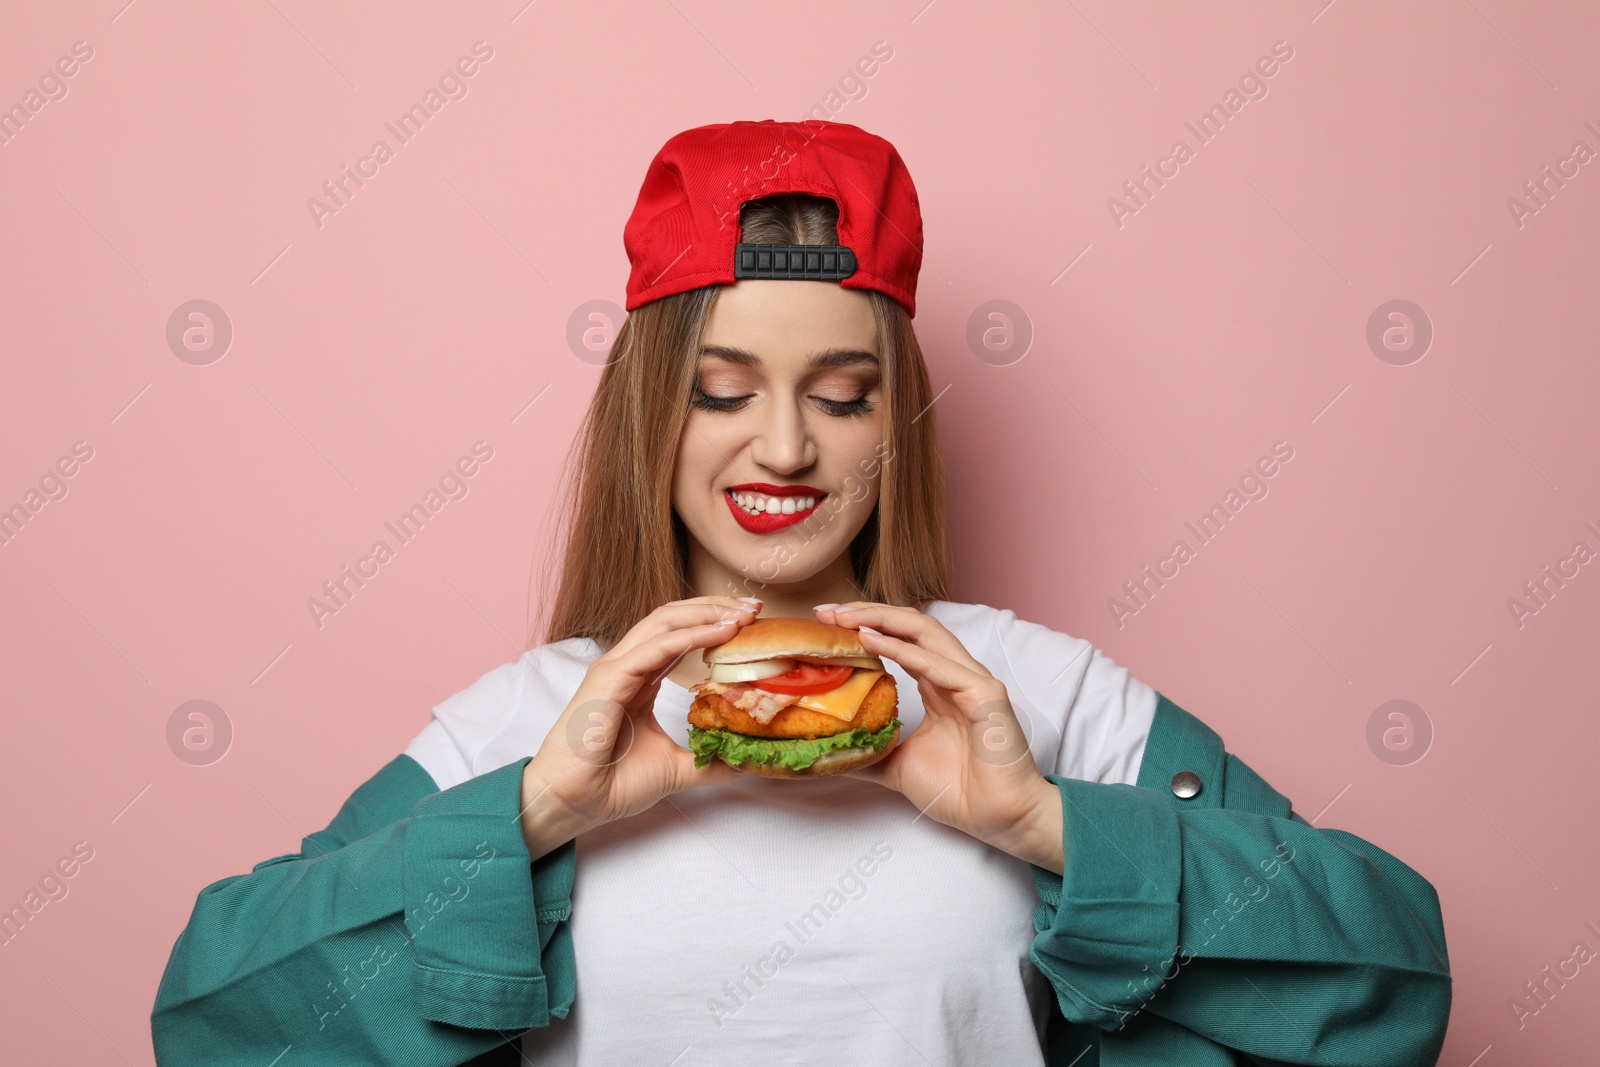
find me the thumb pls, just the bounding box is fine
[842,756,896,791]
[664,742,746,793]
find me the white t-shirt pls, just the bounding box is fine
[404,600,1158,1066]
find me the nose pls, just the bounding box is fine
[748,394,817,475]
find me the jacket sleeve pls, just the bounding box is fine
[1027,694,1451,1067]
[150,753,576,1066]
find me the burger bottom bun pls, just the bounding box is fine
[720,724,900,779]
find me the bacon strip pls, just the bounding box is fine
[688,679,803,724]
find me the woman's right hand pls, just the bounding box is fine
[518,595,761,858]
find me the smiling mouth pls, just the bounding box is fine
[722,485,828,534]
[728,489,822,516]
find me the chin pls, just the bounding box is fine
[716,543,837,588]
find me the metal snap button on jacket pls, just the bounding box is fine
[1170,770,1203,799]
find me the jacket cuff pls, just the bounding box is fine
[403,757,576,1031]
[1028,775,1182,1029]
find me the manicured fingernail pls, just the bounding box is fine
[813,602,839,611]
[859,625,881,635]
[737,596,762,603]
[731,602,760,612]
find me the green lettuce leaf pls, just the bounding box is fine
[689,719,902,772]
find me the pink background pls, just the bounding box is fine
[2,1,1596,1063]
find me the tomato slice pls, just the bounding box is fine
[749,663,854,695]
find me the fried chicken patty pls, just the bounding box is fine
[687,673,898,739]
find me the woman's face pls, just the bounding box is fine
[671,278,886,596]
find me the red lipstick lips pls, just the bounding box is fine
[724,483,826,534]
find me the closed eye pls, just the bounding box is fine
[690,387,876,419]
[689,387,753,413]
[814,394,875,418]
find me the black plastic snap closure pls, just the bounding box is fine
[734,242,857,281]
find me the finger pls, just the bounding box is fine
[568,612,763,770]
[851,627,1000,717]
[624,719,742,789]
[611,597,762,657]
[560,642,727,769]
[608,602,761,674]
[841,753,897,791]
[587,617,749,707]
[614,701,738,791]
[816,603,992,679]
[619,715,760,794]
[669,746,746,791]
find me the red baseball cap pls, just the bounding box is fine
[622,119,924,317]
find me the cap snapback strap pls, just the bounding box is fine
[734,243,858,282]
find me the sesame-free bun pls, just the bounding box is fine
[702,616,875,664]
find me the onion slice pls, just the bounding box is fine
[794,655,884,670]
[708,657,797,683]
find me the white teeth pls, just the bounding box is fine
[728,490,822,516]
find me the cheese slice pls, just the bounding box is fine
[793,669,885,721]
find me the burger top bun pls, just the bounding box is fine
[702,616,876,665]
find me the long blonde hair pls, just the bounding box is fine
[534,194,948,650]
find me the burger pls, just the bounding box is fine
[687,617,901,778]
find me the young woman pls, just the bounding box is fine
[151,121,1451,1066]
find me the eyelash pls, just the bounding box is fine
[689,388,876,419]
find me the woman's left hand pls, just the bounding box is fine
[813,602,1065,873]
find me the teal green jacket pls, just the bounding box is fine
[150,695,1451,1065]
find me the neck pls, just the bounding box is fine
[684,541,864,618]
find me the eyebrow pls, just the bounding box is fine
[699,344,879,370]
